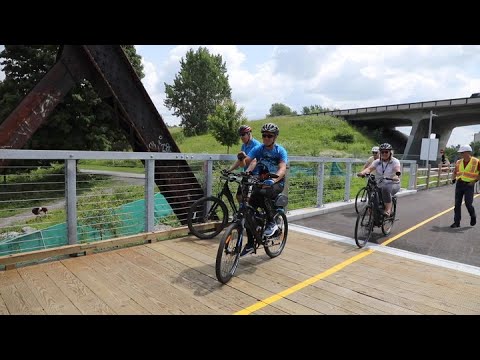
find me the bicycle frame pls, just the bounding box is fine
[216,176,238,217]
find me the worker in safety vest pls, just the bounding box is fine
[450,144,480,228]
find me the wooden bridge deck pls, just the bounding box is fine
[1,230,480,315]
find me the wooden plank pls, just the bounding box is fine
[0,293,10,314]
[240,255,392,315]
[139,245,288,313]
[185,240,359,314]
[157,240,322,314]
[91,251,217,314]
[121,247,241,313]
[363,253,480,296]
[329,271,453,314]
[78,255,187,314]
[344,257,480,312]
[17,266,81,315]
[60,257,151,315]
[43,262,116,315]
[0,268,23,287]
[0,283,46,315]
[153,241,318,314]
[0,225,213,268]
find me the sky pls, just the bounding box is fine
[2,45,480,147]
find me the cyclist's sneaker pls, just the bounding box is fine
[240,244,254,256]
[471,217,476,226]
[450,222,460,228]
[263,221,278,237]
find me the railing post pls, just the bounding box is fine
[344,162,352,202]
[316,162,325,207]
[409,162,417,190]
[145,159,155,232]
[426,164,431,190]
[283,164,290,213]
[65,159,77,245]
[205,160,213,198]
[436,165,441,187]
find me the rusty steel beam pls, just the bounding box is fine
[0,45,204,224]
[0,62,76,151]
[79,45,204,224]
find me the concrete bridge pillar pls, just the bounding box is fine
[402,113,429,160]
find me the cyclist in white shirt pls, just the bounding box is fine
[357,143,401,217]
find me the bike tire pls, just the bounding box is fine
[355,187,369,214]
[381,198,397,235]
[215,222,242,284]
[354,205,373,248]
[187,196,228,239]
[475,181,480,194]
[264,211,288,258]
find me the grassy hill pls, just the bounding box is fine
[169,114,376,158]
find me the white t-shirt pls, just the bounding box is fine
[371,157,401,183]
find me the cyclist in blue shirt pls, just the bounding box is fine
[227,125,261,201]
[236,123,288,256]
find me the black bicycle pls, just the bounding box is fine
[354,174,397,248]
[187,170,239,239]
[354,178,375,214]
[215,172,288,284]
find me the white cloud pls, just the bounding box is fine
[138,45,480,145]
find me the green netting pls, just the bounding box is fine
[0,193,173,256]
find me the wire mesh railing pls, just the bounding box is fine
[0,150,418,262]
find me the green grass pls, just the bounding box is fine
[78,163,145,174]
[170,115,376,157]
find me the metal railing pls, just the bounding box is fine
[0,150,418,259]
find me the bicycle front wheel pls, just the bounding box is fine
[215,223,242,284]
[381,198,397,235]
[355,187,369,214]
[355,205,373,248]
[187,196,228,239]
[264,211,288,258]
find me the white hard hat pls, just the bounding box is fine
[458,144,473,153]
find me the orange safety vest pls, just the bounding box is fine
[455,157,480,182]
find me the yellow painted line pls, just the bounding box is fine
[234,249,374,315]
[234,193,480,315]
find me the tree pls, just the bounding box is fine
[302,104,329,115]
[267,103,295,117]
[164,47,231,137]
[470,141,480,157]
[207,99,246,154]
[0,45,145,151]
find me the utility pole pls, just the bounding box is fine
[426,110,439,169]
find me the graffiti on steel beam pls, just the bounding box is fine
[148,135,172,153]
[32,93,59,119]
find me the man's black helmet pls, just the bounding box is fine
[379,143,393,151]
[238,125,252,135]
[261,123,279,135]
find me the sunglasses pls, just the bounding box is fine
[262,133,274,138]
[380,150,390,154]
[239,133,249,137]
[372,152,378,154]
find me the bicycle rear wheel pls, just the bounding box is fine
[355,205,373,248]
[381,198,397,235]
[264,211,288,258]
[355,187,369,214]
[215,223,242,284]
[187,196,228,239]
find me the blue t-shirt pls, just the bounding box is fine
[241,138,261,170]
[247,143,288,185]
